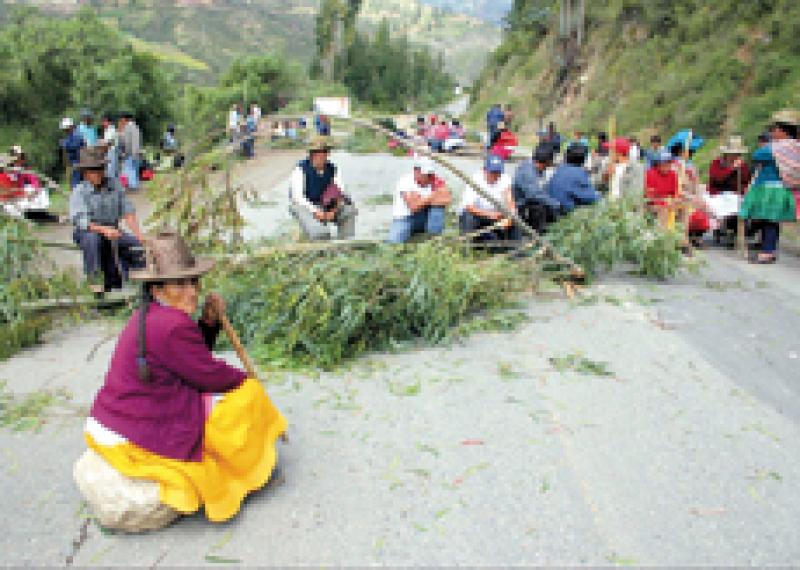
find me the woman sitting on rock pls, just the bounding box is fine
[76,232,287,530]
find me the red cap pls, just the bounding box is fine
[602,137,631,156]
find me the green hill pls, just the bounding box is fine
[469,0,800,166]
[1,0,500,84]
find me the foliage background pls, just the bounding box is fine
[469,0,800,172]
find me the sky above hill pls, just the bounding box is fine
[419,0,513,24]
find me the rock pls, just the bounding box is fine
[73,449,179,533]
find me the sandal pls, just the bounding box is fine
[750,254,777,265]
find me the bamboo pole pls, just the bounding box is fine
[220,314,258,379]
[348,117,585,279]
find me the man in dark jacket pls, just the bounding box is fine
[546,144,599,213]
[288,136,357,240]
[513,145,561,231]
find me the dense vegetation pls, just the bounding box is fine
[0,218,79,360]
[213,243,528,369]
[471,0,800,168]
[313,1,457,111]
[0,8,173,175]
[0,7,310,177]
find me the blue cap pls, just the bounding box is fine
[652,149,673,164]
[485,154,504,174]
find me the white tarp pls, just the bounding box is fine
[314,97,351,119]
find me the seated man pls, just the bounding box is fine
[546,144,600,213]
[69,147,145,294]
[289,136,357,241]
[459,155,517,242]
[388,157,451,244]
[512,145,561,232]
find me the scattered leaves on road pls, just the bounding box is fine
[204,554,243,564]
[549,353,614,377]
[0,381,75,432]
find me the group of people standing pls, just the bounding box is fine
[60,109,143,191]
[228,103,262,158]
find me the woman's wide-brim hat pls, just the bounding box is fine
[75,147,109,169]
[720,135,749,155]
[130,231,216,282]
[771,109,800,128]
[309,135,334,153]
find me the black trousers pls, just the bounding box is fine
[73,229,144,290]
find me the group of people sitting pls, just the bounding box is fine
[292,107,800,260]
[0,145,47,218]
[416,115,467,153]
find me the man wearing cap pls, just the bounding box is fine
[70,147,145,293]
[289,136,357,241]
[119,112,142,190]
[79,109,98,147]
[388,157,452,244]
[459,155,517,242]
[60,117,85,188]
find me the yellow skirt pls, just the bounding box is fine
[85,379,288,523]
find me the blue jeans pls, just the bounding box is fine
[70,168,82,188]
[73,229,144,289]
[762,222,780,254]
[123,157,140,190]
[388,206,446,244]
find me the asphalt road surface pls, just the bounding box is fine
[2,151,799,566]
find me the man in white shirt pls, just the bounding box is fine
[459,154,517,242]
[289,135,357,241]
[388,157,452,243]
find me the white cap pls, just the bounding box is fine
[60,117,74,130]
[413,156,436,174]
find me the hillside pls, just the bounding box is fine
[469,0,800,166]
[0,0,501,83]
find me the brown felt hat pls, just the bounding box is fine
[75,146,108,170]
[130,231,216,282]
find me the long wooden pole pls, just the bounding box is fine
[349,117,584,277]
[220,314,258,379]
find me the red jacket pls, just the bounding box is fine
[90,303,246,462]
[708,158,750,195]
[491,131,519,160]
[645,167,678,206]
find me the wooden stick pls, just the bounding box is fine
[220,314,258,379]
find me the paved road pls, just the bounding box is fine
[2,151,800,566]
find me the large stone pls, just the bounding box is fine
[73,449,179,533]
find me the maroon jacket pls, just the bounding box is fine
[90,303,246,462]
[708,158,751,195]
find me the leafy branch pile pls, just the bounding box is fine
[0,218,79,360]
[211,242,529,369]
[547,197,685,280]
[147,156,257,253]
